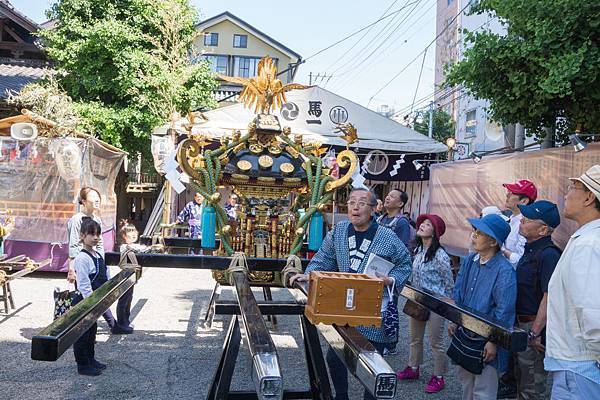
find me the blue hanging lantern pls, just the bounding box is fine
[201,205,217,249]
[308,212,324,251]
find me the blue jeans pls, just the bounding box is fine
[326,341,387,400]
[551,370,600,400]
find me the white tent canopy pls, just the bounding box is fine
[163,86,448,154]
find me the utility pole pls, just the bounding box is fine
[428,101,434,138]
[309,72,333,86]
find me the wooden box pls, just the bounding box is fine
[304,271,383,327]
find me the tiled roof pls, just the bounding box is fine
[0,63,49,98]
[0,1,40,32]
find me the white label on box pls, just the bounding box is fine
[345,288,355,310]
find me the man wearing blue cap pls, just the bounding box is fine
[514,200,562,400]
[450,214,516,400]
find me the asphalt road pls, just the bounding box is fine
[0,267,465,400]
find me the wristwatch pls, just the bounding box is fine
[527,329,540,341]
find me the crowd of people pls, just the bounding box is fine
[63,164,600,400]
[291,164,600,400]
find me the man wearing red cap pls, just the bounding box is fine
[502,179,538,268]
[499,179,538,399]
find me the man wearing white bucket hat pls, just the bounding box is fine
[545,165,600,399]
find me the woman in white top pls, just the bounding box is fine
[67,187,104,282]
[66,186,115,330]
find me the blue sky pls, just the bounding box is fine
[13,0,437,115]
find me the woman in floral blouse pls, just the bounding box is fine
[396,214,454,394]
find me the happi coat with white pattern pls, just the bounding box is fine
[305,220,412,343]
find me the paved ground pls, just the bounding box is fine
[0,267,465,400]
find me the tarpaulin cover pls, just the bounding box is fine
[428,143,600,257]
[0,136,125,270]
[160,86,448,154]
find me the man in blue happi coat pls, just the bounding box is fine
[290,187,412,400]
[176,192,204,239]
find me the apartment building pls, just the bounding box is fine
[434,0,533,156]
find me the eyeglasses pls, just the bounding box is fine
[567,184,587,192]
[521,217,547,226]
[346,201,372,209]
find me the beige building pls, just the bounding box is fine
[434,0,460,119]
[194,12,302,104]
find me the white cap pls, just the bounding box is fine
[481,205,510,221]
[570,165,600,201]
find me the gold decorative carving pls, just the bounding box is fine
[237,160,252,172]
[249,144,263,154]
[218,56,310,114]
[325,150,359,191]
[268,145,282,155]
[280,162,295,175]
[334,123,359,147]
[249,271,274,283]
[231,174,250,181]
[258,155,273,169]
[257,176,276,183]
[286,146,300,158]
[177,138,205,184]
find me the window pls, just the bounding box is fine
[202,55,229,74]
[233,57,278,78]
[204,32,218,46]
[233,57,260,78]
[465,110,477,137]
[233,34,247,48]
[447,0,454,5]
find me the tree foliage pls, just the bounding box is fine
[413,109,455,145]
[39,0,217,156]
[7,76,80,135]
[445,0,600,142]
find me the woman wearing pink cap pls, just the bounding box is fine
[396,214,454,393]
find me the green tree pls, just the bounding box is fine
[445,0,600,143]
[413,109,455,144]
[39,0,217,156]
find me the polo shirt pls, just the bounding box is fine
[516,236,561,316]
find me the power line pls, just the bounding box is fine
[302,1,422,63]
[328,0,413,79]
[331,0,436,89]
[320,0,401,75]
[393,85,465,117]
[330,0,426,91]
[409,48,428,114]
[362,0,437,72]
[367,0,473,106]
[386,14,499,114]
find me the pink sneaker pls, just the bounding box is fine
[425,375,445,393]
[396,366,419,380]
